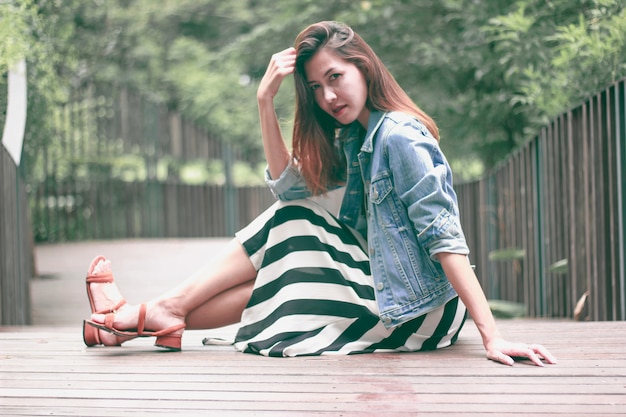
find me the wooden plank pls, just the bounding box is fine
[0,396,623,415]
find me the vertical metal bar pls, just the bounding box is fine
[603,86,617,320]
[487,175,496,300]
[616,80,626,320]
[543,126,551,317]
[582,101,598,320]
[480,178,490,298]
[143,99,160,238]
[522,146,535,316]
[534,131,544,316]
[566,111,577,318]
[223,142,237,236]
[556,116,567,316]
[592,95,603,320]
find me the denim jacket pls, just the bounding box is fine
[265,111,469,328]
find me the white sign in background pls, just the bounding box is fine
[2,59,27,166]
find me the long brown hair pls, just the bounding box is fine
[293,21,439,195]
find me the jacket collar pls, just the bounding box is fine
[361,110,386,154]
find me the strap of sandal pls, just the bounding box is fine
[93,299,126,315]
[137,304,147,336]
[86,273,114,284]
[136,304,185,337]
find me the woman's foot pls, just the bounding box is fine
[90,299,186,350]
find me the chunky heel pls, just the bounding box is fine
[83,321,99,346]
[155,334,182,351]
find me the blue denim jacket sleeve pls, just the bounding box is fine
[264,161,313,201]
[386,121,469,261]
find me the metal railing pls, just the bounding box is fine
[26,84,274,242]
[456,78,626,321]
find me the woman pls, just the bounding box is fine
[85,21,556,366]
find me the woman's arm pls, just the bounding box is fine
[438,252,558,366]
[257,47,296,179]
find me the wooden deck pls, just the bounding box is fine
[1,321,625,416]
[0,240,625,416]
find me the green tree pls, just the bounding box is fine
[1,0,79,173]
[8,0,626,182]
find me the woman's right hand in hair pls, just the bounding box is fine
[257,47,296,102]
[257,48,296,178]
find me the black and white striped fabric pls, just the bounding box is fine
[233,199,467,357]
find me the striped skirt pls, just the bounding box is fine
[233,199,467,357]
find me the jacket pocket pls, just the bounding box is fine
[370,174,392,205]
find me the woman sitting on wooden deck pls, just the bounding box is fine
[84,21,556,367]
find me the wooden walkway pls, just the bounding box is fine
[0,240,625,416]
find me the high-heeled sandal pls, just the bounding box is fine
[84,303,186,351]
[83,255,127,347]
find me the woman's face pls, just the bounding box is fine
[304,48,370,128]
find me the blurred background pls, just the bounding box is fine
[2,0,626,325]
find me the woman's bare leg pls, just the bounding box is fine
[91,238,257,334]
[185,281,254,329]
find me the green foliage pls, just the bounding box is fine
[549,259,569,275]
[488,248,526,261]
[0,1,31,70]
[488,299,527,318]
[3,0,90,179]
[6,0,626,185]
[482,0,626,144]
[1,1,54,147]
[176,159,264,186]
